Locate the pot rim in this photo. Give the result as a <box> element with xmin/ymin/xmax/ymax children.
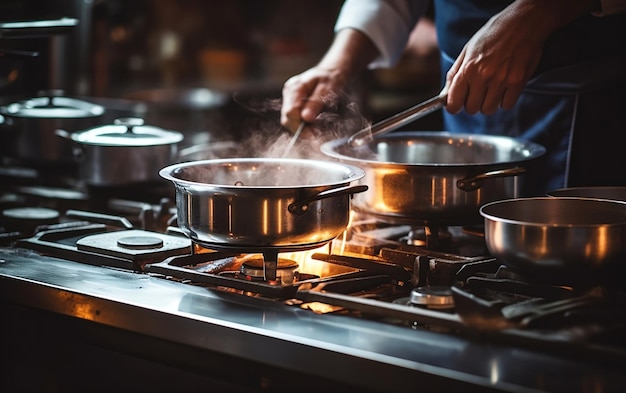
<box><xmin>1</xmin><ymin>96</ymin><xmax>105</xmax><ymax>119</ymax></box>
<box><xmin>321</xmin><ymin>131</ymin><xmax>546</xmax><ymax>167</ymax></box>
<box><xmin>160</xmin><ymin>157</ymin><xmax>365</xmax><ymax>189</ymax></box>
<box><xmin>480</xmin><ymin>196</ymin><xmax>626</xmax><ymax>227</ymax></box>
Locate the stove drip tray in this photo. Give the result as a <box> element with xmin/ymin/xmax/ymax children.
<box><xmin>16</xmin><ymin>225</ymin><xmax>192</xmax><ymax>270</ymax></box>
<box><xmin>76</xmin><ymin>229</ymin><xmax>191</xmax><ymax>262</ymax></box>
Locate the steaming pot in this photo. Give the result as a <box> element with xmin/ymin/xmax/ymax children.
<box><xmin>159</xmin><ymin>158</ymin><xmax>367</xmax><ymax>252</ymax></box>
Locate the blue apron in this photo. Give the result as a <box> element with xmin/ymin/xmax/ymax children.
<box><xmin>433</xmin><ymin>0</ymin><xmax>626</xmax><ymax>195</ymax></box>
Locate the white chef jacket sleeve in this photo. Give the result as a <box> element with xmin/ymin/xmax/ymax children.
<box><xmin>593</xmin><ymin>0</ymin><xmax>626</xmax><ymax>15</ymax></box>
<box><xmin>334</xmin><ymin>0</ymin><xmax>428</xmax><ymax>68</ymax></box>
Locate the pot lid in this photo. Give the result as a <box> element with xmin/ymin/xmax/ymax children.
<box><xmin>1</xmin><ymin>91</ymin><xmax>105</xmax><ymax>119</ymax></box>
<box><xmin>70</xmin><ymin>118</ymin><xmax>184</xmax><ymax>146</ymax></box>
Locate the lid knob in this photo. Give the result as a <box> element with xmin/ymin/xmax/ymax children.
<box><xmin>114</xmin><ymin>117</ymin><xmax>145</xmax><ymax>133</ymax></box>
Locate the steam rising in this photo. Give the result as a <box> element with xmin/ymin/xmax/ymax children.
<box><xmin>170</xmin><ymin>91</ymin><xmax>372</xmax><ymax>187</ymax></box>
<box><xmin>227</xmin><ymin>91</ymin><xmax>370</xmax><ymax>160</ymax></box>
<box><xmin>172</xmin><ymin>159</ymin><xmax>361</xmax><ymax>187</ymax></box>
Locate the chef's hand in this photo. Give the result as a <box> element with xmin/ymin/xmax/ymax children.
<box><xmin>281</xmin><ymin>29</ymin><xmax>379</xmax><ymax>133</ymax></box>
<box><xmin>444</xmin><ymin>0</ymin><xmax>598</xmax><ymax>115</ymax></box>
<box><xmin>281</xmin><ymin>66</ymin><xmax>348</xmax><ymax>133</ymax></box>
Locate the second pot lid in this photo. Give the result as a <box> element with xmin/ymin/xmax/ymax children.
<box><xmin>70</xmin><ymin>118</ymin><xmax>184</xmax><ymax>146</ymax></box>
<box><xmin>2</xmin><ymin>92</ymin><xmax>105</xmax><ymax>119</ymax></box>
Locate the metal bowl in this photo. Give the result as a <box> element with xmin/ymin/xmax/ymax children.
<box><xmin>480</xmin><ymin>197</ymin><xmax>626</xmax><ymax>285</ymax></box>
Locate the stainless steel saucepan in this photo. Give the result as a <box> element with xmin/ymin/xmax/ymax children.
<box><xmin>321</xmin><ymin>131</ymin><xmax>546</xmax><ymax>226</ymax></box>
<box><xmin>159</xmin><ymin>158</ymin><xmax>367</xmax><ymax>253</ymax></box>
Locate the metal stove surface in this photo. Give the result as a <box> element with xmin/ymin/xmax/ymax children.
<box><xmin>1</xmin><ymin>218</ymin><xmax>626</xmax><ymax>392</ymax></box>
<box><xmin>1</xmin><ymin>178</ymin><xmax>625</xmax><ymax>392</ymax></box>
<box><xmin>1</xmin><ymin>246</ymin><xmax>625</xmax><ymax>393</ymax></box>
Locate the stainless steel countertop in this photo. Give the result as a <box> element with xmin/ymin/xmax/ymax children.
<box><xmin>0</xmin><ymin>247</ymin><xmax>623</xmax><ymax>393</ymax></box>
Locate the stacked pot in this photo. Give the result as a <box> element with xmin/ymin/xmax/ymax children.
<box><xmin>0</xmin><ymin>91</ymin><xmax>106</xmax><ymax>164</ymax></box>
<box><xmin>57</xmin><ymin>117</ymin><xmax>184</xmax><ymax>186</ymax></box>
<box><xmin>1</xmin><ymin>91</ymin><xmax>184</xmax><ymax>186</ymax></box>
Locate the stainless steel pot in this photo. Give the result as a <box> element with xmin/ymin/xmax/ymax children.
<box><xmin>58</xmin><ymin>117</ymin><xmax>183</xmax><ymax>186</ymax></box>
<box><xmin>480</xmin><ymin>197</ymin><xmax>626</xmax><ymax>285</ymax></box>
<box><xmin>0</xmin><ymin>90</ymin><xmax>105</xmax><ymax>163</ymax></box>
<box><xmin>321</xmin><ymin>131</ymin><xmax>546</xmax><ymax>225</ymax></box>
<box><xmin>159</xmin><ymin>158</ymin><xmax>367</xmax><ymax>253</ymax></box>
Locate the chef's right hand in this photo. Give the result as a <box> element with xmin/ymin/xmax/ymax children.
<box><xmin>280</xmin><ymin>66</ymin><xmax>348</xmax><ymax>133</ymax></box>
<box><xmin>280</xmin><ymin>28</ymin><xmax>379</xmax><ymax>133</ymax></box>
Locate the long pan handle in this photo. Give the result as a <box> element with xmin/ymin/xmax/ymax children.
<box><xmin>348</xmin><ymin>93</ymin><xmax>447</xmax><ymax>147</ymax></box>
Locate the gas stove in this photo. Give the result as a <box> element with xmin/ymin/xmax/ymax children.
<box><xmin>1</xmin><ymin>168</ymin><xmax>625</xmax><ymax>393</ymax></box>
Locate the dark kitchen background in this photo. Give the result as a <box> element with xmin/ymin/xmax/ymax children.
<box><xmin>3</xmin><ymin>2</ymin><xmax>626</xmax><ymax>392</ymax></box>
<box><xmin>0</xmin><ymin>0</ymin><xmax>441</xmax><ymax>145</ymax></box>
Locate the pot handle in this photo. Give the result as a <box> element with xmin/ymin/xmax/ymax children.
<box><xmin>457</xmin><ymin>167</ymin><xmax>526</xmax><ymax>192</ymax></box>
<box><xmin>288</xmin><ymin>184</ymin><xmax>368</xmax><ymax>215</ymax></box>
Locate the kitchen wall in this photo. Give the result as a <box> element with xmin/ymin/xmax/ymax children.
<box><xmin>90</xmin><ymin>0</ymin><xmax>344</xmax><ymax>97</ymax></box>
<box><xmin>89</xmin><ymin>0</ymin><xmax>441</xmax><ymax>125</ymax></box>
<box><xmin>1</xmin><ymin>0</ymin><xmax>442</xmax><ymax>133</ymax></box>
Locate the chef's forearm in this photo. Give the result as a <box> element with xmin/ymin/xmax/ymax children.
<box><xmin>317</xmin><ymin>28</ymin><xmax>380</xmax><ymax>83</ymax></box>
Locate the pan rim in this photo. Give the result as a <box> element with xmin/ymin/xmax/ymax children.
<box><xmin>159</xmin><ymin>157</ymin><xmax>365</xmax><ymax>189</ymax></box>
<box><xmin>480</xmin><ymin>196</ymin><xmax>626</xmax><ymax>227</ymax></box>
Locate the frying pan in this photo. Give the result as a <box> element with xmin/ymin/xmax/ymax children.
<box><xmin>480</xmin><ymin>197</ymin><xmax>626</xmax><ymax>286</ymax></box>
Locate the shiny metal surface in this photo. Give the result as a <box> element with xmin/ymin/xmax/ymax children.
<box><xmin>348</xmin><ymin>94</ymin><xmax>447</xmax><ymax>147</ymax></box>
<box><xmin>0</xmin><ymin>93</ymin><xmax>105</xmax><ymax>163</ymax></box>
<box><xmin>410</xmin><ymin>286</ymin><xmax>454</xmax><ymax>309</ymax></box>
<box><xmin>59</xmin><ymin>117</ymin><xmax>183</xmax><ymax>186</ymax></box>
<box><xmin>0</xmin><ymin>247</ymin><xmax>623</xmax><ymax>393</ymax></box>
<box><xmin>160</xmin><ymin>158</ymin><xmax>366</xmax><ymax>252</ymax></box>
<box><xmin>480</xmin><ymin>197</ymin><xmax>626</xmax><ymax>279</ymax></box>
<box><xmin>321</xmin><ymin>132</ymin><xmax>545</xmax><ymax>225</ymax></box>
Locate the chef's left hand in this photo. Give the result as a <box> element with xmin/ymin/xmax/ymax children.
<box><xmin>444</xmin><ymin>0</ymin><xmax>599</xmax><ymax>115</ymax></box>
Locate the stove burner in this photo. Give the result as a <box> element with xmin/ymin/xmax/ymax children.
<box><xmin>400</xmin><ymin>227</ymin><xmax>452</xmax><ymax>248</ymax></box>
<box><xmin>239</xmin><ymin>254</ymin><xmax>299</xmax><ymax>284</ymax></box>
<box><xmin>117</xmin><ymin>236</ymin><xmax>164</xmax><ymax>250</ymax></box>
<box><xmin>460</xmin><ymin>225</ymin><xmax>484</xmax><ymax>238</ymax></box>
<box><xmin>1</xmin><ymin>207</ymin><xmax>60</xmax><ymax>233</ymax></box>
<box><xmin>409</xmin><ymin>286</ymin><xmax>455</xmax><ymax>310</ymax></box>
